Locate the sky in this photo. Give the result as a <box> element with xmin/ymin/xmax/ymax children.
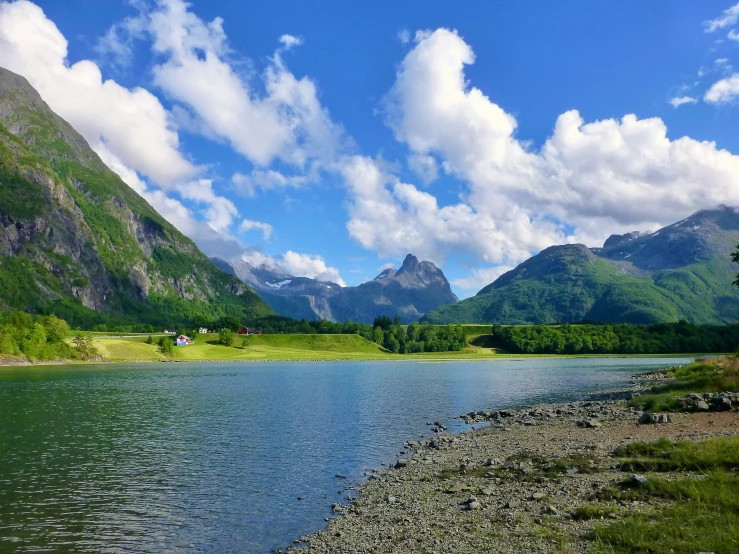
<box><xmin>2</xmin><ymin>1</ymin><xmax>739</xmax><ymax>297</ymax></box>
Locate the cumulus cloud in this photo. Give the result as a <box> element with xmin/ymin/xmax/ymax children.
<box><xmin>451</xmin><ymin>266</ymin><xmax>513</xmax><ymax>296</ymax></box>
<box><xmin>239</xmin><ymin>219</ymin><xmax>274</xmax><ymax>240</ymax></box>
<box><xmin>383</xmin><ymin>29</ymin><xmax>739</xmax><ymax>239</ymax></box>
<box><xmin>241</xmin><ymin>251</ymin><xmax>345</xmax><ymax>285</ymax></box>
<box><xmin>668</xmin><ymin>96</ymin><xmax>698</xmax><ymax>108</ymax></box>
<box><xmin>338</xmin><ymin>27</ymin><xmax>739</xmax><ymax>287</ymax></box>
<box><xmin>704</xmin><ymin>2</ymin><xmax>739</xmax><ymax>33</ymax></box>
<box><xmin>705</xmin><ymin>73</ymin><xmax>739</xmax><ymax>103</ymax></box>
<box><xmin>0</xmin><ymin>0</ymin><xmax>199</xmax><ymax>187</ymax></box>
<box><xmin>407</xmin><ymin>153</ymin><xmax>438</xmax><ymax>184</ymax></box>
<box><xmin>132</xmin><ymin>0</ymin><xmax>346</xmax><ymax>169</ymax></box>
<box><xmin>179</xmin><ymin>180</ymin><xmax>239</xmax><ymax>233</ymax></box>
<box><xmin>231</xmin><ymin>169</ymin><xmax>312</xmax><ymax>197</ymax></box>
<box><xmin>337</xmin><ymin>155</ymin><xmax>562</xmax><ymax>268</ymax></box>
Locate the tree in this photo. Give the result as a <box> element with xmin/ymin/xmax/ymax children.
<box><xmin>373</xmin><ymin>316</ymin><xmax>392</xmax><ymax>330</ymax></box>
<box><xmin>218</xmin><ymin>328</ymin><xmax>235</xmax><ymax>347</ymax></box>
<box><xmin>145</xmin><ymin>335</ymin><xmax>154</xmax><ymax>345</ymax></box>
<box><xmin>44</xmin><ymin>315</ymin><xmax>70</xmax><ymax>343</ymax></box>
<box><xmin>157</xmin><ymin>336</ymin><xmax>174</xmax><ymax>355</ymax></box>
<box><xmin>732</xmin><ymin>244</ymin><xmax>739</xmax><ymax>287</ymax></box>
<box><xmin>73</xmin><ymin>333</ymin><xmax>98</xmax><ymax>360</ymax></box>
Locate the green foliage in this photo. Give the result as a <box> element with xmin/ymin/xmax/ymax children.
<box><xmin>614</xmin><ymin>436</ymin><xmax>739</xmax><ymax>472</ymax></box>
<box><xmin>0</xmin><ymin>311</ymin><xmax>74</xmax><ymax>360</ymax></box>
<box><xmin>591</xmin><ymin>436</ymin><xmax>739</xmax><ymax>553</ymax></box>
<box><xmin>72</xmin><ymin>333</ymin><xmax>98</xmax><ymax>360</ymax></box>
<box><xmin>424</xmin><ymin>245</ymin><xmax>739</xmax><ymax>326</ymax></box>
<box><xmin>487</xmin><ymin>321</ymin><xmax>739</xmax><ymax>354</ymax></box>
<box><xmin>0</xmin><ymin>166</ymin><xmax>48</xmax><ymax>220</ymax></box>
<box><xmin>217</xmin><ymin>328</ymin><xmax>235</xmax><ymax>347</ymax></box>
<box><xmin>630</xmin><ymin>357</ymin><xmax>739</xmax><ymax>412</ymax></box>
<box><xmin>0</xmin><ymin>113</ymin><xmax>274</xmax><ymax>332</ymax></box>
<box><xmin>145</xmin><ymin>335</ymin><xmax>153</xmax><ymax>345</ymax></box>
<box><xmin>157</xmin><ymin>336</ymin><xmax>174</xmax><ymax>355</ymax></box>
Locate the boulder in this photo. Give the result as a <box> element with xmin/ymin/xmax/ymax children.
<box><xmin>631</xmin><ymin>474</ymin><xmax>648</xmax><ymax>486</ymax></box>
<box><xmin>694</xmin><ymin>400</ymin><xmax>710</xmax><ymax>412</ymax></box>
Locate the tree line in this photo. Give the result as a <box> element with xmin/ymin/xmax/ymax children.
<box><xmin>0</xmin><ymin>312</ymin><xmax>99</xmax><ymax>361</ymax></box>
<box><xmin>489</xmin><ymin>321</ymin><xmax>739</xmax><ymax>354</ymax></box>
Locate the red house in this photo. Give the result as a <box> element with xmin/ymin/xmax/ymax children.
<box><xmin>238</xmin><ymin>326</ymin><xmax>249</xmax><ymax>335</ymax></box>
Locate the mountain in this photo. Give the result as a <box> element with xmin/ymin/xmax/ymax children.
<box><xmin>221</xmin><ymin>254</ymin><xmax>459</xmax><ymax>324</ymax></box>
<box><xmin>422</xmin><ymin>207</ymin><xmax>739</xmax><ymax>325</ymax></box>
<box><xmin>0</xmin><ymin>67</ymin><xmax>273</xmax><ymax>327</ymax></box>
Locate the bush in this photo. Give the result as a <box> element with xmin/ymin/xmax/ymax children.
<box><xmin>218</xmin><ymin>328</ymin><xmax>235</xmax><ymax>347</ymax></box>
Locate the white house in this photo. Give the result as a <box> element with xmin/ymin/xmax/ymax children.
<box><xmin>176</xmin><ymin>335</ymin><xmax>194</xmax><ymax>347</ymax></box>
<box><xmin>198</xmin><ymin>328</ymin><xmax>210</xmax><ymax>334</ymax></box>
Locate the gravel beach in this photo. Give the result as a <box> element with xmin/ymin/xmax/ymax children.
<box><xmin>287</xmin><ymin>375</ymin><xmax>739</xmax><ymax>554</ymax></box>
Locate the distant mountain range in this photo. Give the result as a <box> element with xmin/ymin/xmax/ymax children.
<box><xmin>422</xmin><ymin>206</ymin><xmax>739</xmax><ymax>325</ymax></box>
<box><xmin>0</xmin><ymin>66</ymin><xmax>272</xmax><ymax>326</ymax></box>
<box><xmin>215</xmin><ymin>254</ymin><xmax>459</xmax><ymax>324</ymax></box>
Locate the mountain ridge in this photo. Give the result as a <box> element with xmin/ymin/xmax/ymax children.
<box><xmin>0</xmin><ymin>66</ymin><xmax>273</xmax><ymax>327</ymax></box>
<box><xmin>422</xmin><ymin>206</ymin><xmax>739</xmax><ymax>325</ymax></box>
<box><xmin>222</xmin><ymin>253</ymin><xmax>459</xmax><ymax>324</ymax></box>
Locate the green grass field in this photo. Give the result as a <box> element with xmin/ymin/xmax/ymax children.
<box><xmin>91</xmin><ymin>333</ymin><xmax>508</xmax><ymax>362</ymax></box>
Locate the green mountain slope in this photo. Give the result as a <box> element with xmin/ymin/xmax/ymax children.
<box><xmin>0</xmin><ymin>67</ymin><xmax>272</xmax><ymax>327</ymax></box>
<box><xmin>422</xmin><ymin>208</ymin><xmax>739</xmax><ymax>325</ymax></box>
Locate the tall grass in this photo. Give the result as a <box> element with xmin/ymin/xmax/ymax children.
<box><xmin>630</xmin><ymin>357</ymin><xmax>739</xmax><ymax>411</ymax></box>
<box><xmin>591</xmin><ymin>436</ymin><xmax>739</xmax><ymax>553</ymax></box>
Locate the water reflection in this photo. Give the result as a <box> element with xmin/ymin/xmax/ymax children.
<box><xmin>0</xmin><ymin>357</ymin><xmax>690</xmax><ymax>553</ymax></box>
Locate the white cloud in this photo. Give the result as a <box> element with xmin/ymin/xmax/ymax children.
<box><xmin>397</xmin><ymin>29</ymin><xmax>411</xmax><ymax>44</ymax></box>
<box><xmin>231</xmin><ymin>169</ymin><xmax>311</xmax><ymax>197</ymax></box>
<box><xmin>132</xmin><ymin>0</ymin><xmax>345</xmax><ymax>169</ymax></box>
<box><xmin>451</xmin><ymin>266</ymin><xmax>513</xmax><ymax>296</ymax></box>
<box><xmin>241</xmin><ymin>251</ymin><xmax>345</xmax><ymax>285</ymax></box>
<box><xmin>179</xmin><ymin>179</ymin><xmax>239</xmax><ymax>233</ymax></box>
<box><xmin>239</xmin><ymin>219</ymin><xmax>273</xmax><ymax>240</ymax></box>
<box><xmin>705</xmin><ymin>73</ymin><xmax>739</xmax><ymax>103</ymax></box>
<box><xmin>337</xmin><ymin>155</ymin><xmax>561</xmax><ymax>267</ymax></box>
<box><xmin>668</xmin><ymin>96</ymin><xmax>698</xmax><ymax>108</ymax></box>
<box><xmin>407</xmin><ymin>153</ymin><xmax>438</xmax><ymax>184</ymax></box>
<box><xmin>704</xmin><ymin>2</ymin><xmax>739</xmax><ymax>33</ymax></box>
<box><xmin>369</xmin><ymin>27</ymin><xmax>739</xmax><ymax>276</ymax></box>
<box><xmin>0</xmin><ymin>0</ymin><xmax>199</xmax><ymax>187</ymax></box>
<box><xmin>729</xmin><ymin>30</ymin><xmax>739</xmax><ymax>41</ymax></box>
<box><xmin>279</xmin><ymin>34</ymin><xmax>302</xmax><ymax>49</ymax></box>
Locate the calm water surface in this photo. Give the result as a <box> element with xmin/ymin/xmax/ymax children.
<box><xmin>0</xmin><ymin>357</ymin><xmax>690</xmax><ymax>553</ymax></box>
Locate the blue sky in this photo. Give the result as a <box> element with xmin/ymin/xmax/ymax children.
<box><xmin>2</xmin><ymin>0</ymin><xmax>739</xmax><ymax>297</ymax></box>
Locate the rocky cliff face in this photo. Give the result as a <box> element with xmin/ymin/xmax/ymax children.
<box><xmin>423</xmin><ymin>207</ymin><xmax>739</xmax><ymax>325</ymax></box>
<box><xmin>0</xmin><ymin>66</ymin><xmax>272</xmax><ymax>326</ymax></box>
<box><xmin>223</xmin><ymin>254</ymin><xmax>458</xmax><ymax>323</ymax></box>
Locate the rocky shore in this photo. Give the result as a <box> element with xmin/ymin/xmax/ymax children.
<box><xmin>287</xmin><ymin>369</ymin><xmax>739</xmax><ymax>553</ymax></box>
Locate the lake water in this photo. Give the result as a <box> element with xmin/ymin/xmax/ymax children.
<box><xmin>0</xmin><ymin>357</ymin><xmax>690</xmax><ymax>553</ymax></box>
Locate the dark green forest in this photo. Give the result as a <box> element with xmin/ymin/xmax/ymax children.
<box><xmin>487</xmin><ymin>321</ymin><xmax>739</xmax><ymax>354</ymax></box>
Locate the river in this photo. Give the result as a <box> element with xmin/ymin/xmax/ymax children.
<box><xmin>0</xmin><ymin>357</ymin><xmax>690</xmax><ymax>553</ymax></box>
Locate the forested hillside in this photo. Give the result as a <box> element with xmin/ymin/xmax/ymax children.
<box><xmin>423</xmin><ymin>208</ymin><xmax>739</xmax><ymax>325</ymax></box>
<box><xmin>0</xmin><ymin>66</ymin><xmax>272</xmax><ymax>328</ymax></box>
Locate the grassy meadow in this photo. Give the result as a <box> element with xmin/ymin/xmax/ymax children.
<box><xmin>90</xmin><ymin>333</ymin><xmax>507</xmax><ymax>363</ymax></box>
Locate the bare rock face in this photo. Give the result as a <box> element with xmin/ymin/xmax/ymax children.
<box><xmin>0</xmin><ymin>66</ymin><xmax>271</xmax><ymax>324</ymax></box>
<box><xmin>221</xmin><ymin>253</ymin><xmax>459</xmax><ymax>324</ymax></box>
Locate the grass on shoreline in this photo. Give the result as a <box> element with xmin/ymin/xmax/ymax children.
<box><xmin>630</xmin><ymin>357</ymin><xmax>739</xmax><ymax>412</ymax></box>
<box><xmin>589</xmin><ymin>436</ymin><xmax>739</xmax><ymax>553</ymax></box>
